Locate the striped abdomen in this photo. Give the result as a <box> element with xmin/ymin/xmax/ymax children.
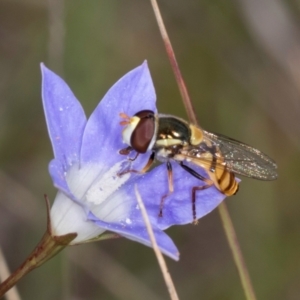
<box><xmin>210</xmin><ymin>160</ymin><xmax>239</xmax><ymax>196</ymax></box>
<box><xmin>188</xmin><ymin>150</ymin><xmax>239</xmax><ymax>196</ymax></box>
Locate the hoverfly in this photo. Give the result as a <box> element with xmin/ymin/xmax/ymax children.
<box><xmin>119</xmin><ymin>110</ymin><xmax>278</xmax><ymax>223</ymax></box>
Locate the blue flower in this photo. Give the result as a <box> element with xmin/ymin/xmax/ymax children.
<box><xmin>41</xmin><ymin>62</ymin><xmax>226</xmax><ymax>260</ymax></box>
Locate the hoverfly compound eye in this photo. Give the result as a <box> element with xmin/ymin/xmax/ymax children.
<box><xmin>124</xmin><ymin>110</ymin><xmax>156</xmax><ymax>153</ymax></box>
<box><xmin>121</xmin><ymin>110</ymin><xmax>156</xmax><ymax>153</ymax></box>
<box><xmin>134</xmin><ymin>110</ymin><xmax>155</xmax><ymax>119</ymax></box>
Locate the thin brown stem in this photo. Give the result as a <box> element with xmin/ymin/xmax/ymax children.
<box><xmin>135</xmin><ymin>186</ymin><xmax>180</xmax><ymax>300</ymax></box>
<box><xmin>0</xmin><ymin>197</ymin><xmax>77</xmax><ymax>298</ymax></box>
<box><xmin>150</xmin><ymin>0</ymin><xmax>197</xmax><ymax>124</ymax></box>
<box><xmin>149</xmin><ymin>1</ymin><xmax>257</xmax><ymax>299</ymax></box>
<box><xmin>0</xmin><ymin>231</ymin><xmax>75</xmax><ymax>298</ymax></box>
<box><xmin>218</xmin><ymin>203</ymin><xmax>257</xmax><ymax>300</ymax></box>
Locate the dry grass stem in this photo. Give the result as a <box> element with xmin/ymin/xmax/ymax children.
<box><xmin>149</xmin><ymin>1</ymin><xmax>257</xmax><ymax>299</ymax></box>
<box><xmin>134</xmin><ymin>185</ymin><xmax>180</xmax><ymax>300</ymax></box>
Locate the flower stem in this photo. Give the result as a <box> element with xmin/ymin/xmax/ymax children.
<box><xmin>218</xmin><ymin>202</ymin><xmax>257</xmax><ymax>300</ymax></box>
<box><xmin>135</xmin><ymin>186</ymin><xmax>179</xmax><ymax>300</ymax></box>
<box><xmin>149</xmin><ymin>0</ymin><xmax>197</xmax><ymax>125</ymax></box>
<box><xmin>149</xmin><ymin>1</ymin><xmax>257</xmax><ymax>299</ymax></box>
<box><xmin>0</xmin><ymin>231</ymin><xmax>76</xmax><ymax>298</ymax></box>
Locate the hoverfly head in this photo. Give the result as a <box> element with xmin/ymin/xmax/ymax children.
<box><xmin>120</xmin><ymin>110</ymin><xmax>156</xmax><ymax>153</ymax></box>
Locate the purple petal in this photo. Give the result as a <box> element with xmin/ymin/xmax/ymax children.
<box><xmin>41</xmin><ymin>64</ymin><xmax>86</xmax><ymax>168</ymax></box>
<box><xmin>80</xmin><ymin>61</ymin><xmax>156</xmax><ymax>169</ymax></box>
<box><xmin>126</xmin><ymin>162</ymin><xmax>227</xmax><ymax>229</ymax></box>
<box><xmin>48</xmin><ymin>159</ymin><xmax>70</xmax><ymax>195</ymax></box>
<box><xmin>48</xmin><ymin>159</ymin><xmax>89</xmax><ymax>209</ymax></box>
<box><xmin>88</xmin><ymin>212</ymin><xmax>179</xmax><ymax>260</ymax></box>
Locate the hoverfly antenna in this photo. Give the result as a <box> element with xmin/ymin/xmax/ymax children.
<box><xmin>119</xmin><ymin>112</ymin><xmax>129</xmax><ymax>119</ymax></box>
<box><xmin>119</xmin><ymin>112</ymin><xmax>130</xmax><ymax>126</ymax></box>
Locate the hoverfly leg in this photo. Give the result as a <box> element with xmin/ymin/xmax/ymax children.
<box><xmin>120</xmin><ymin>146</ymin><xmax>140</xmax><ymax>162</ymax></box>
<box><xmin>192</xmin><ymin>185</ymin><xmax>213</xmax><ymax>224</ymax></box>
<box><xmin>119</xmin><ymin>146</ymin><xmax>133</xmax><ymax>155</ymax></box>
<box><xmin>179</xmin><ymin>162</ymin><xmax>208</xmax><ymax>181</ymax></box>
<box><xmin>118</xmin><ymin>152</ymin><xmax>155</xmax><ymax>177</ymax></box>
<box><xmin>140</xmin><ymin>152</ymin><xmax>155</xmax><ymax>173</ymax></box>
<box><xmin>128</xmin><ymin>152</ymin><xmax>139</xmax><ymax>162</ymax></box>
<box><xmin>159</xmin><ymin>161</ymin><xmax>174</xmax><ymax>218</ymax></box>
<box><xmin>179</xmin><ymin>162</ymin><xmax>213</xmax><ymax>224</ymax></box>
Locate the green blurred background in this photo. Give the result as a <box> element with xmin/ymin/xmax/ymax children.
<box><xmin>0</xmin><ymin>0</ymin><xmax>299</xmax><ymax>299</ymax></box>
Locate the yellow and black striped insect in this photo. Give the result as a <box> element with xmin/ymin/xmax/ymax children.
<box><xmin>119</xmin><ymin>110</ymin><xmax>278</xmax><ymax>223</ymax></box>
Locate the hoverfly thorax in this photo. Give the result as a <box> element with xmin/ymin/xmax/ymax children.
<box><xmin>189</xmin><ymin>124</ymin><xmax>204</xmax><ymax>146</ymax></box>
<box><xmin>156</xmin><ymin>116</ymin><xmax>204</xmax><ymax>148</ymax></box>
<box><xmin>121</xmin><ymin>110</ymin><xmax>157</xmax><ymax>153</ymax></box>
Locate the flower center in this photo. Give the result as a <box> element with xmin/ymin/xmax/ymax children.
<box><xmin>65</xmin><ymin>161</ymin><xmax>131</xmax><ymax>222</ymax></box>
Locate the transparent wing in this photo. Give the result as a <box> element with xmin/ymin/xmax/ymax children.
<box><xmin>203</xmin><ymin>131</ymin><xmax>278</xmax><ymax>180</ymax></box>
<box><xmin>179</xmin><ymin>131</ymin><xmax>278</xmax><ymax>181</ymax></box>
